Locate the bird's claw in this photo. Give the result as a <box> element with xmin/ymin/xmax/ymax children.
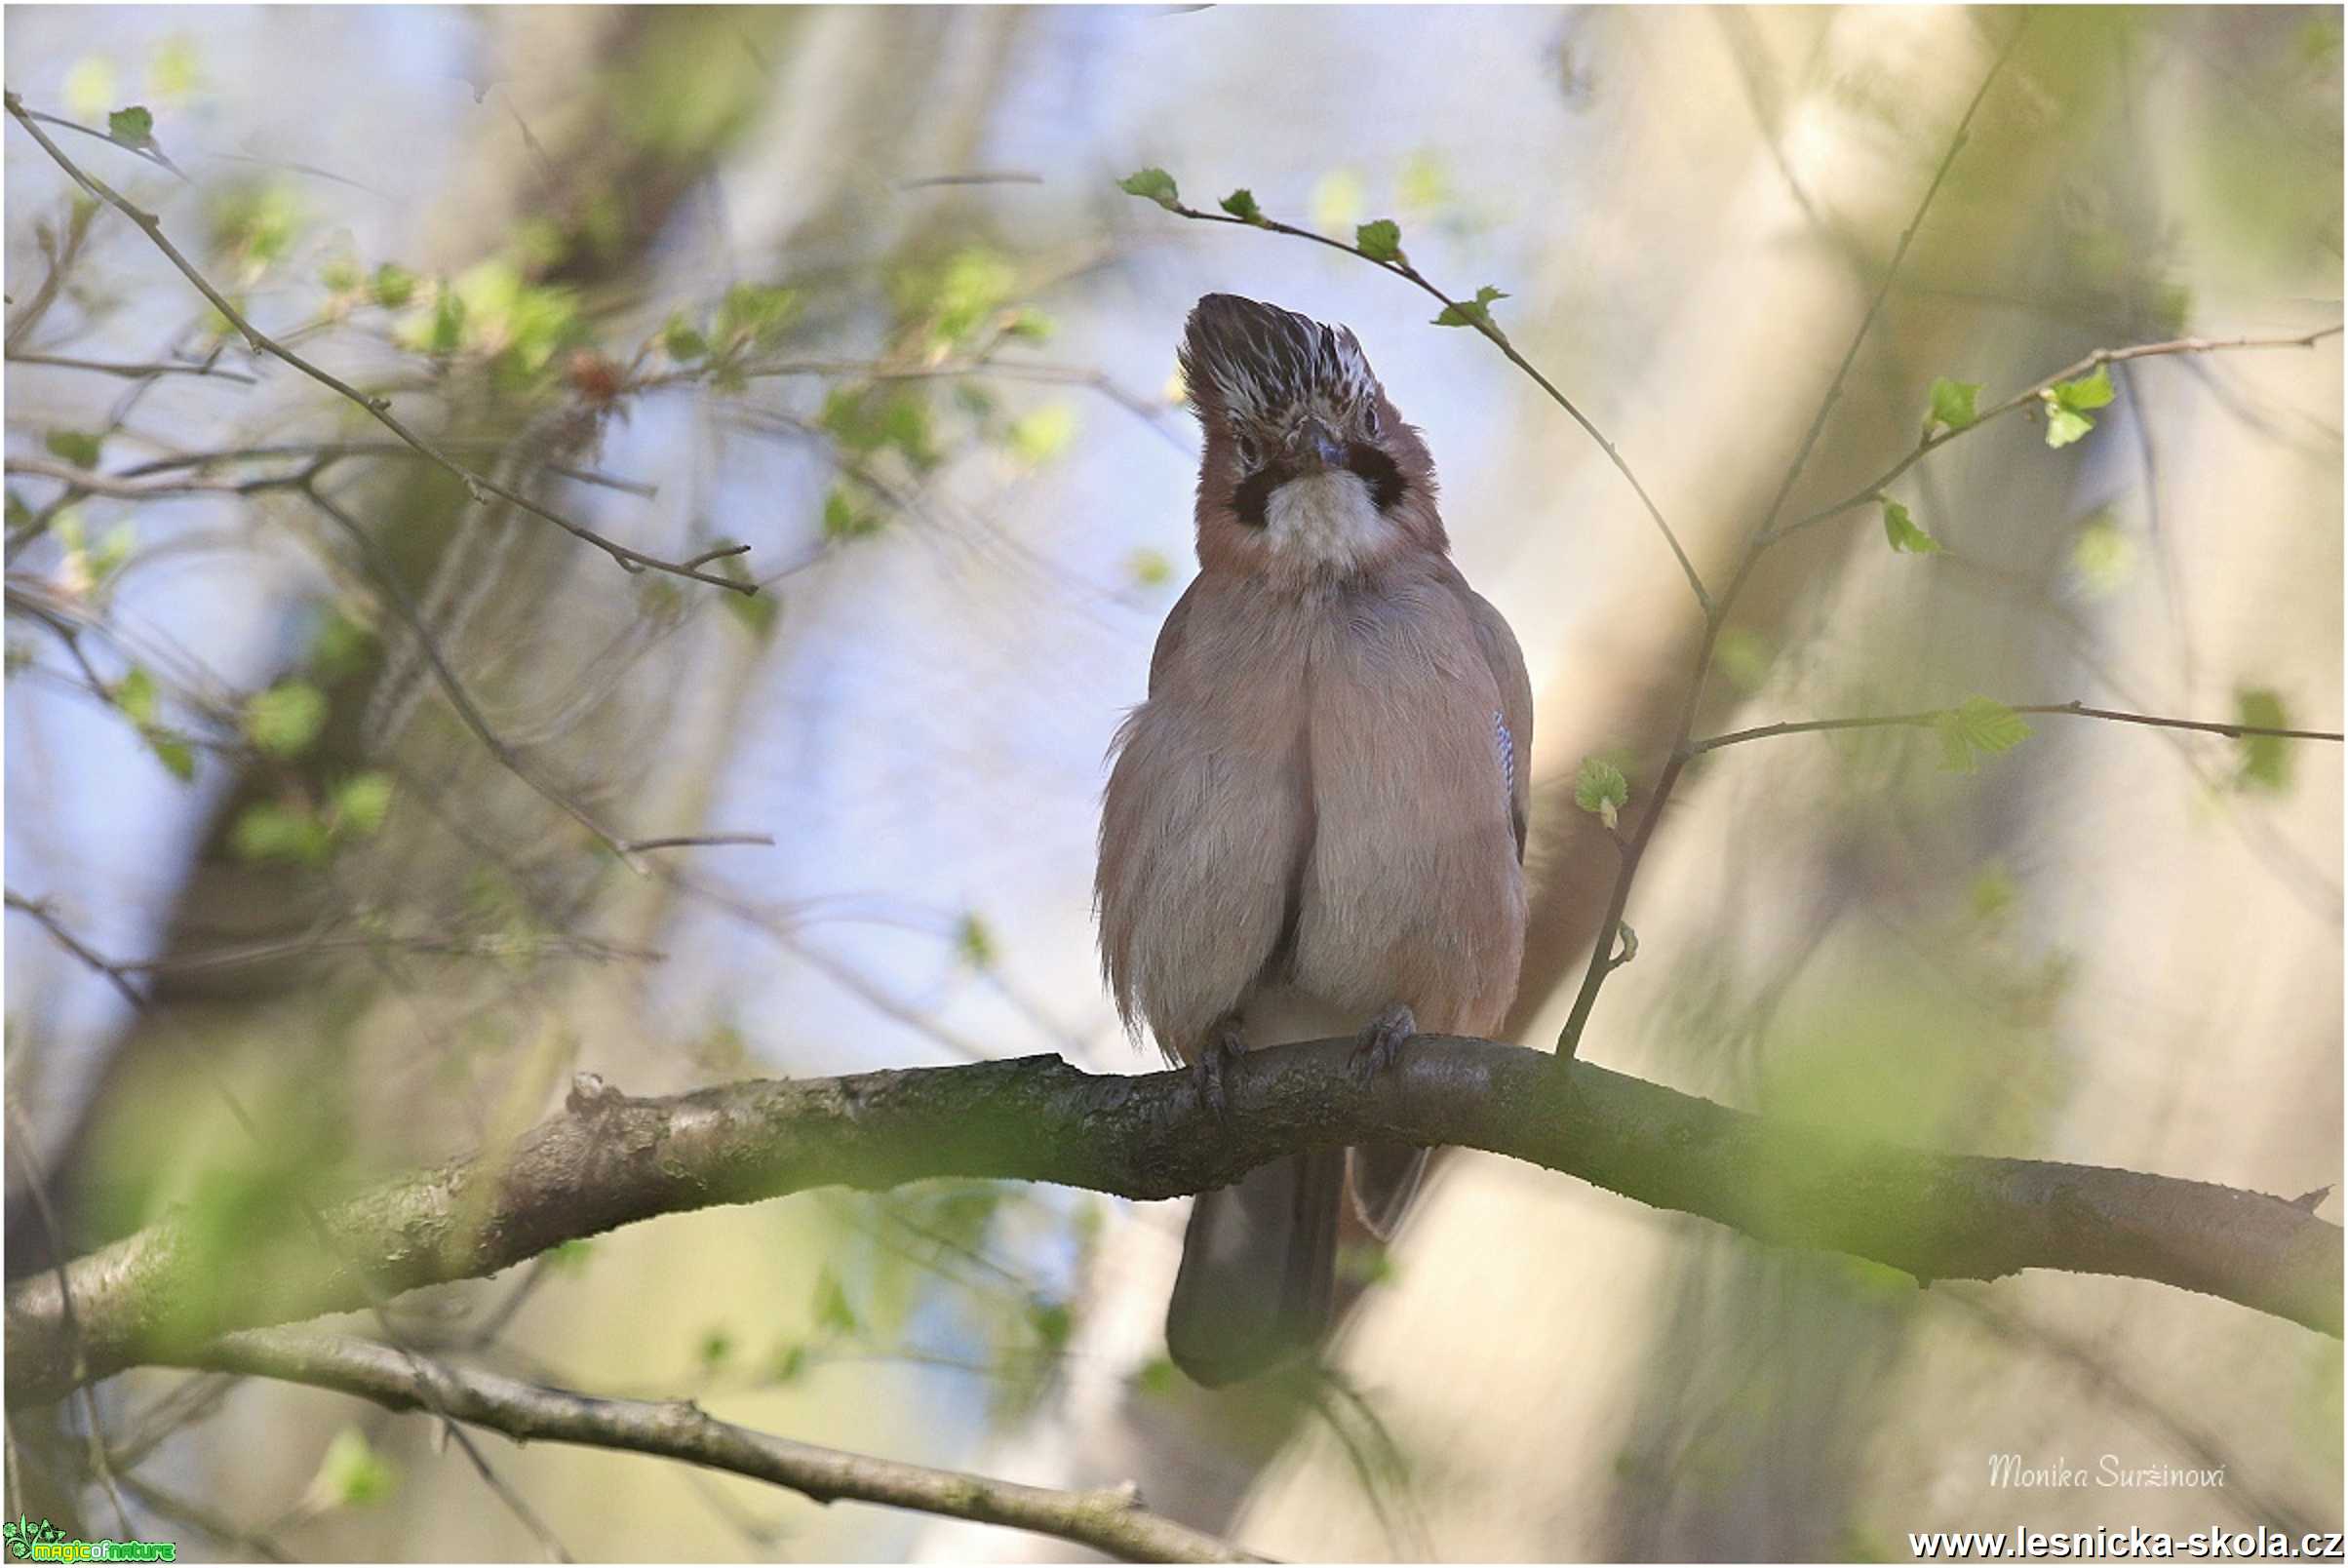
<box><xmin>1195</xmin><ymin>1017</ymin><xmax>1247</xmax><ymax>1123</ymax></box>
<box><xmin>1350</xmin><ymin>1002</ymin><xmax>1418</xmax><ymax>1088</ymax></box>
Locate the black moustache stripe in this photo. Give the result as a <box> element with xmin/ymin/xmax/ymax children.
<box><xmin>1229</xmin><ymin>445</ymin><xmax>1409</xmax><ymax>529</ymax></box>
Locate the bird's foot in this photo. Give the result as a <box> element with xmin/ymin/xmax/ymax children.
<box><xmin>1194</xmin><ymin>1015</ymin><xmax>1248</xmax><ymax>1122</ymax></box>
<box><xmin>1350</xmin><ymin>1002</ymin><xmax>1419</xmax><ymax>1088</ymax></box>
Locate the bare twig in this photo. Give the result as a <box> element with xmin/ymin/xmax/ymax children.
<box><xmin>2</xmin><ymin>91</ymin><xmax>750</xmax><ymax>594</ymax></box>
<box><xmin>179</xmin><ymin>1329</ymin><xmax>1261</xmax><ymax>1564</ymax></box>
<box><xmin>1689</xmin><ymin>699</ymin><xmax>2344</xmax><ymax>756</ymax></box>
<box><xmin>9</xmin><ymin>351</ymin><xmax>256</xmax><ymax>384</ymax></box>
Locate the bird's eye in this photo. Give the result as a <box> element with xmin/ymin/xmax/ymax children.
<box><xmin>1233</xmin><ymin>432</ymin><xmax>1261</xmax><ymax>468</ymax></box>
<box><xmin>1362</xmin><ymin>403</ymin><xmax>1383</xmax><ymax>439</ymax></box>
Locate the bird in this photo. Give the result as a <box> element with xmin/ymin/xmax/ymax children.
<box><xmin>1096</xmin><ymin>293</ymin><xmax>1532</xmax><ymax>1387</ymax></box>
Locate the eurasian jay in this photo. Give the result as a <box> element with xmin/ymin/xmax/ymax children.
<box><xmin>1096</xmin><ymin>294</ymin><xmax>1533</xmax><ymax>1386</ymax></box>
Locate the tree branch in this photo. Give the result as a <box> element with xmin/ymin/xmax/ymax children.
<box><xmin>9</xmin><ymin>1037</ymin><xmax>2337</xmax><ymax>1410</ymax></box>
<box><xmin>172</xmin><ymin>1329</ymin><xmax>1260</xmax><ymax>1564</ymax></box>
<box><xmin>1</xmin><ymin>90</ymin><xmax>753</xmax><ymax>595</ymax></box>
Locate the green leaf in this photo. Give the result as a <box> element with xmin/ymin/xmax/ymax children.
<box><xmin>231</xmin><ymin>802</ymin><xmax>331</xmax><ymax>865</ymax></box>
<box><xmin>2068</xmin><ymin>514</ymin><xmax>2133</xmax><ymax>597</ymax></box>
<box><xmin>44</xmin><ymin>430</ymin><xmax>103</xmax><ymax>469</ymax></box>
<box><xmin>1354</xmin><ymin>217</ymin><xmax>1403</xmax><ymax>262</ymax></box>
<box><xmin>698</xmin><ymin>1326</ymin><xmax>735</xmax><ymax>1367</ymax></box>
<box><xmin>1129</xmin><ymin>547</ymin><xmax>1175</xmax><ymax>588</ymax></box>
<box><xmin>1880</xmin><ymin>496</ymin><xmax>1941</xmax><ymax>555</ymax></box>
<box><xmin>1028</xmin><ymin>1299</ymin><xmax>1073</xmax><ymax>1352</ymax></box>
<box><xmin>1218</xmin><ymin>188</ymin><xmax>1265</xmax><ymax>224</ymax></box>
<box><xmin>716</xmin><ymin>282</ymin><xmax>797</xmax><ymax>350</ymax></box>
<box><xmin>720</xmin><ymin>568</ymin><xmax>778</xmax><ymax>643</ymax></box>
<box><xmin>1002</xmin><ymin>306</ymin><xmax>1053</xmax><ymax>343</ymax></box>
<box><xmin>1933</xmin><ymin>696</ymin><xmax>2033</xmax><ymax>773</ymax></box>
<box><xmin>812</xmin><ymin>1269</ymin><xmax>859</xmax><ymax>1336</ymax></box>
<box><xmin>2041</xmin><ymin>365</ymin><xmax>2116</xmax><ymax>449</ymax></box>
<box><xmin>145</xmin><ymin>731</ymin><xmax>196</xmax><ymax>783</ymax></box>
<box><xmin>2043</xmin><ymin>405</ymin><xmax>2094</xmax><ymax>448</ymax></box>
<box><xmin>662</xmin><ymin>314</ymin><xmax>709</xmax><ymax>362</ymax></box>
<box><xmin>1573</xmin><ymin>757</ymin><xmax>1628</xmax><ymax>831</ymax></box>
<box><xmin>1927</xmin><ymin>376</ymin><xmax>1981</xmax><ymax>432</ymax></box>
<box><xmin>245</xmin><ymin>682</ymin><xmax>328</xmax><ymax>757</ymax></box>
<box><xmin>1007</xmin><ymin>404</ymin><xmax>1076</xmax><ymax>465</ymax></box>
<box><xmin>1132</xmin><ymin>1355</ymin><xmax>1180</xmax><ymax>1397</ymax></box>
<box><xmin>112</xmin><ymin>666</ymin><xmax>159</xmax><ymax>725</ymax></box>
<box><xmin>1431</xmin><ymin>284</ymin><xmax>1509</xmax><ymax>331</ymax></box>
<box><xmin>2236</xmin><ymin>687</ymin><xmax>2293</xmax><ymax>792</ymax></box>
<box><xmin>310</xmin><ymin>608</ymin><xmax>375</xmax><ymax>683</ymax></box>
<box><xmin>310</xmin><ymin>1428</ymin><xmax>396</xmax><ymax>1509</ymax></box>
<box><xmin>1116</xmin><ymin>168</ymin><xmax>1180</xmax><ymax>209</ymax></box>
<box><xmin>428</xmin><ymin>289</ymin><xmax>466</xmax><ymax>355</ymax></box>
<box><xmin>371</xmin><ymin>262</ymin><xmax>416</xmax><ymax>309</ymax></box>
<box><xmin>821</xmin><ymin>487</ymin><xmax>882</xmax><ymax>542</ymax></box>
<box><xmin>107</xmin><ymin>104</ymin><xmax>154</xmax><ymax>147</ymax></box>
<box><xmin>333</xmin><ymin>771</ymin><xmax>394</xmax><ymax>837</ymax></box>
<box><xmin>956</xmin><ymin>912</ymin><xmax>997</xmax><ymax>969</ymax></box>
<box><xmin>2054</xmin><ymin>364</ymin><xmax>2116</xmax><ymax>412</ymax></box>
<box><xmin>545</xmin><ymin>1238</ymin><xmax>595</xmax><ymax>1274</ymax></box>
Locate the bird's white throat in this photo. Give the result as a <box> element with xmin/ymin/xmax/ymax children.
<box><xmin>1265</xmin><ymin>469</ymin><xmax>1393</xmax><ymax>569</ymax></box>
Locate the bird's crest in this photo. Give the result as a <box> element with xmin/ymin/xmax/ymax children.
<box><xmin>1179</xmin><ymin>294</ymin><xmax>1378</xmax><ymax>431</ymax></box>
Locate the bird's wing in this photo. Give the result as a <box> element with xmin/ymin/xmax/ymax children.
<box><xmin>1440</xmin><ymin>566</ymin><xmax>1535</xmax><ymax>863</ymax></box>
<box><xmin>1148</xmin><ymin>573</ymin><xmax>1203</xmax><ymax>697</ymax></box>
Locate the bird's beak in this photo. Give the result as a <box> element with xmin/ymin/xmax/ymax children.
<box><xmin>1284</xmin><ymin>415</ymin><xmax>1347</xmax><ymax>472</ymax></box>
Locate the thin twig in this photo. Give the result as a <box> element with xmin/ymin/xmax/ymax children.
<box><xmin>1552</xmin><ymin>21</ymin><xmax>2027</xmax><ymax>1058</ymax></box>
<box><xmin>2</xmin><ymin>91</ymin><xmax>750</xmax><ymax>594</ymax></box>
<box><xmin>1154</xmin><ymin>199</ymin><xmax>1709</xmax><ymax>614</ymax></box>
<box><xmin>1689</xmin><ymin>700</ymin><xmax>2344</xmax><ymax>756</ymax></box>
<box><xmin>1769</xmin><ymin>325</ymin><xmax>2346</xmax><ymax>544</ymax></box>
<box><xmin>5</xmin><ymin>891</ymin><xmax>576</xmax><ymax>1562</ymax></box>
<box><xmin>9</xmin><ymin>351</ymin><xmax>256</xmax><ymax>384</ymax></box>
<box><xmin>182</xmin><ymin>1330</ymin><xmax>1262</xmax><ymax>1564</ymax></box>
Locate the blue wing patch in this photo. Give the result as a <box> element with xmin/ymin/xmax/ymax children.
<box><xmin>1492</xmin><ymin>709</ymin><xmax>1514</xmax><ymax>804</ymax></box>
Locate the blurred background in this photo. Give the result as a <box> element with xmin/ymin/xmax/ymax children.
<box><xmin>3</xmin><ymin>5</ymin><xmax>2339</xmax><ymax>1560</ymax></box>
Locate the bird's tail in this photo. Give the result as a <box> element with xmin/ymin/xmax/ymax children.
<box><xmin>1164</xmin><ymin>1147</ymin><xmax>1346</xmax><ymax>1388</ymax></box>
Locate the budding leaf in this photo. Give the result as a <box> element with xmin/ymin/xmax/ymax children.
<box><xmin>1927</xmin><ymin>376</ymin><xmax>1981</xmax><ymax>432</ymax></box>
<box><xmin>372</xmin><ymin>262</ymin><xmax>416</xmax><ymax>309</ymax></box>
<box><xmin>106</xmin><ymin>104</ymin><xmax>153</xmax><ymax>147</ymax></box>
<box><xmin>333</xmin><ymin>771</ymin><xmax>394</xmax><ymax>837</ymax></box>
<box><xmin>310</xmin><ymin>1428</ymin><xmax>396</xmax><ymax>1509</ymax></box>
<box><xmin>662</xmin><ymin>314</ymin><xmax>709</xmax><ymax>362</ymax></box>
<box><xmin>2042</xmin><ymin>365</ymin><xmax>2116</xmax><ymax>449</ymax></box>
<box><xmin>44</xmin><ymin>430</ymin><xmax>103</xmax><ymax>469</ymax></box>
<box><xmin>1881</xmin><ymin>496</ymin><xmax>1941</xmax><ymax>555</ymax></box>
<box><xmin>2235</xmin><ymin>686</ymin><xmax>2292</xmax><ymax>793</ymax></box>
<box><xmin>1354</xmin><ymin>217</ymin><xmax>1403</xmax><ymax>262</ymax></box>
<box><xmin>245</xmin><ymin>681</ymin><xmax>328</xmax><ymax>758</ymax></box>
<box><xmin>1116</xmin><ymin>168</ymin><xmax>1181</xmax><ymax>210</ymax></box>
<box><xmin>1219</xmin><ymin>188</ymin><xmax>1265</xmax><ymax>224</ymax></box>
<box><xmin>1933</xmin><ymin>695</ymin><xmax>2033</xmax><ymax>773</ymax></box>
<box><xmin>1573</xmin><ymin>757</ymin><xmax>1628</xmax><ymax>831</ymax></box>
<box><xmin>1431</xmin><ymin>285</ymin><xmax>1508</xmax><ymax>330</ymax></box>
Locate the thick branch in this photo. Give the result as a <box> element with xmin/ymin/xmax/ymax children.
<box><xmin>173</xmin><ymin>1329</ymin><xmax>1258</xmax><ymax>1564</ymax></box>
<box><xmin>9</xmin><ymin>1039</ymin><xmax>2337</xmax><ymax>1407</ymax></box>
